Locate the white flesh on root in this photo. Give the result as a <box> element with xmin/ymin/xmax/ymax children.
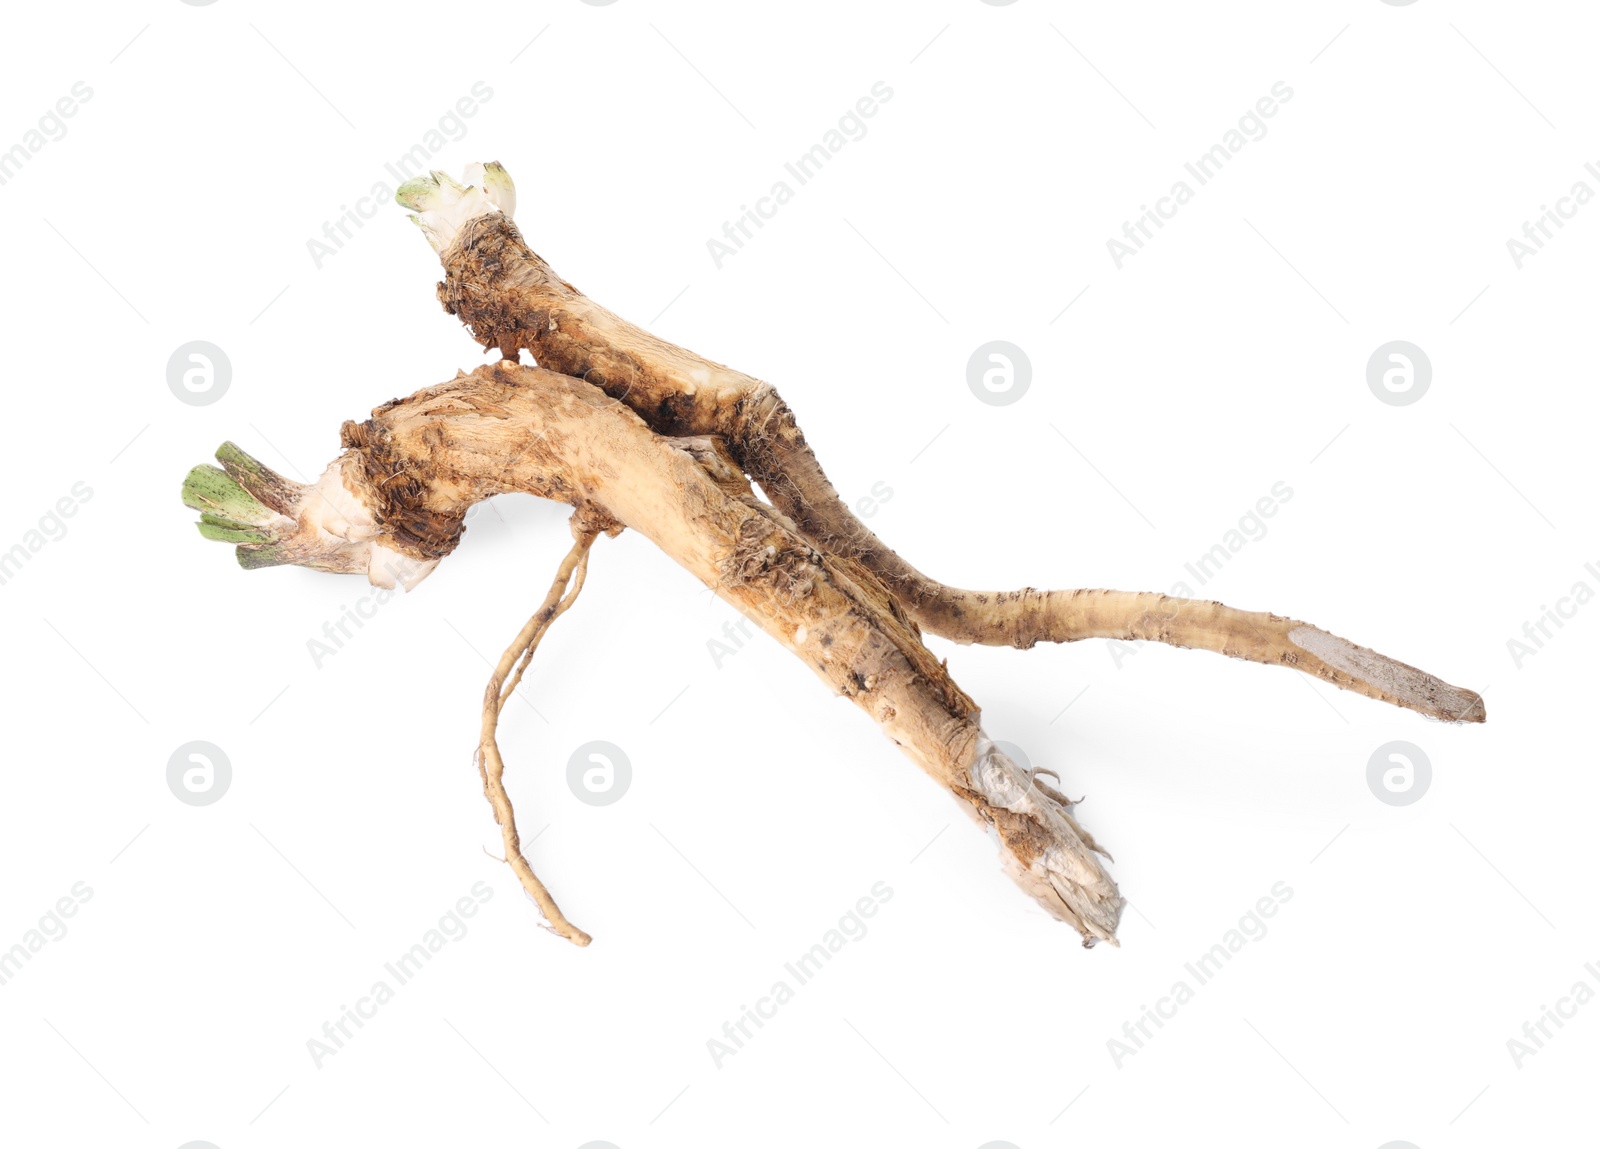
<box><xmin>971</xmin><ymin>735</ymin><xmax>1123</xmax><ymax>946</ymax></box>
<box><xmin>397</xmin><ymin>162</ymin><xmax>516</xmax><ymax>254</ymax></box>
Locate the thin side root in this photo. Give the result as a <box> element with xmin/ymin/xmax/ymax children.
<box><xmin>476</xmin><ymin>521</ymin><xmax>599</xmax><ymax>946</ymax></box>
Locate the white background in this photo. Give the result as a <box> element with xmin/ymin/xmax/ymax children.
<box><xmin>0</xmin><ymin>2</ymin><xmax>1594</xmax><ymax>1146</ymax></box>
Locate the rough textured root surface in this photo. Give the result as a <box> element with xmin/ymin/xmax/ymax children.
<box><xmin>184</xmin><ymin>361</ymin><xmax>1124</xmax><ymax>945</ymax></box>
<box><xmin>400</xmin><ymin>172</ymin><xmax>1482</xmax><ymax>725</ymax></box>
<box><xmin>175</xmin><ymin>162</ymin><xmax>1484</xmax><ymax>949</ymax></box>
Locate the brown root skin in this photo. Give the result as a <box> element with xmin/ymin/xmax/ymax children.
<box><xmin>957</xmin><ymin>589</ymin><xmax>1488</xmax><ymax>724</ymax></box>
<box><xmin>427</xmin><ymin>211</ymin><xmax>1483</xmax><ymax>725</ymax></box>
<box><xmin>477</xmin><ymin>523</ymin><xmax>597</xmax><ymax>946</ymax></box>
<box><xmin>193</xmin><ymin>362</ymin><xmax>1123</xmax><ymax>944</ymax></box>
<box><xmin>175</xmin><ymin>164</ymin><xmax>1484</xmax><ymax>948</ymax></box>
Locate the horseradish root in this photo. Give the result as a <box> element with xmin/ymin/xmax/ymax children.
<box><xmin>400</xmin><ymin>164</ymin><xmax>1485</xmax><ymax>725</ymax></box>
<box><xmin>178</xmin><ymin>162</ymin><xmax>1484</xmax><ymax>948</ymax></box>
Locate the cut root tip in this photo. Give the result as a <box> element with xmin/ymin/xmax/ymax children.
<box><xmin>1286</xmin><ymin>624</ymin><xmax>1486</xmax><ymax>724</ymax></box>
<box><xmin>396</xmin><ymin>162</ymin><xmax>517</xmax><ymax>254</ymax></box>
<box><xmin>183</xmin><ymin>449</ymin><xmax>297</xmax><ymax>568</ymax></box>
<box><xmin>181</xmin><ymin>444</ymin><xmax>397</xmax><ymax>579</ymax></box>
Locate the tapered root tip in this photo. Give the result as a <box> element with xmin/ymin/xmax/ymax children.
<box><xmin>1287</xmin><ymin>625</ymin><xmax>1486</xmax><ymax>723</ymax></box>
